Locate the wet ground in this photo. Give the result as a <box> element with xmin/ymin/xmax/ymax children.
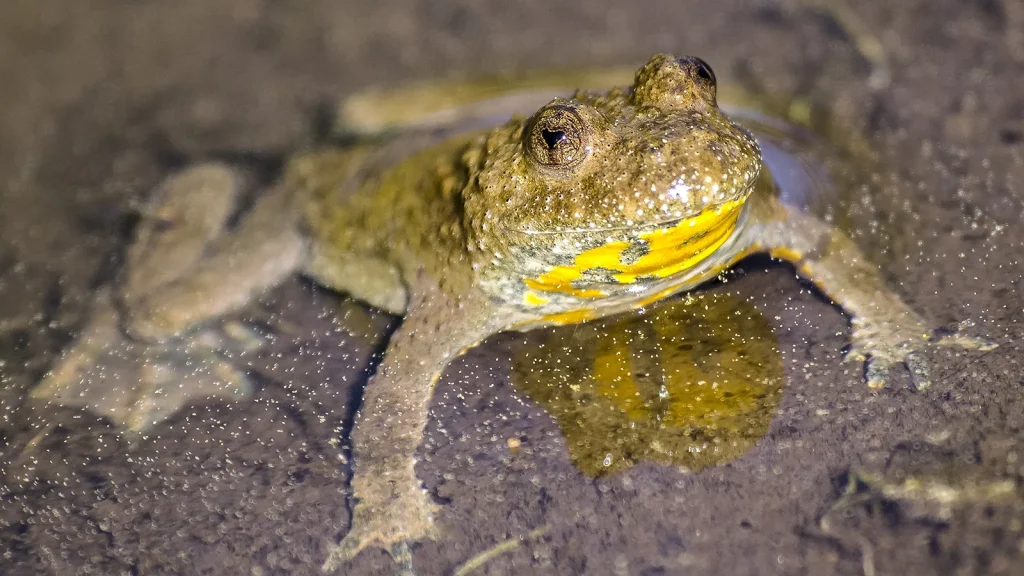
<box><xmin>2</xmin><ymin>0</ymin><xmax>1024</xmax><ymax>574</ymax></box>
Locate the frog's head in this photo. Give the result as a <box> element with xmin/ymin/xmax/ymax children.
<box><xmin>466</xmin><ymin>54</ymin><xmax>762</xmax><ymax>308</ymax></box>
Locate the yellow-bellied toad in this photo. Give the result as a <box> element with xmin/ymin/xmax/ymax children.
<box><xmin>33</xmin><ymin>54</ymin><xmax>994</xmax><ymax>572</ymax></box>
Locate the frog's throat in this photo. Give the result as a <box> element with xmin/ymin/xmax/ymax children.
<box><xmin>522</xmin><ymin>198</ymin><xmax>745</xmax><ymax>301</ymax></box>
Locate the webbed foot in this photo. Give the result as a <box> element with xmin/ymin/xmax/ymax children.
<box><xmin>31</xmin><ymin>161</ymin><xmax>302</xmax><ymax>433</ymax></box>
<box><xmin>322</xmin><ymin>475</ymin><xmax>439</xmax><ymax>574</ymax></box>
<box><xmin>31</xmin><ymin>289</ymin><xmax>258</xmax><ymax>433</ymax></box>
<box><xmin>844</xmin><ymin>313</ymin><xmax>997</xmax><ymax>390</ymax></box>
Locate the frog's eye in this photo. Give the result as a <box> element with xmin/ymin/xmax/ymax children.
<box><xmin>674</xmin><ymin>56</ymin><xmax>717</xmax><ymax>103</ymax></box>
<box><xmin>525</xmin><ymin>105</ymin><xmax>589</xmax><ymax>169</ymax></box>
<box><xmin>690</xmin><ymin>57</ymin><xmax>715</xmax><ymax>85</ymax></box>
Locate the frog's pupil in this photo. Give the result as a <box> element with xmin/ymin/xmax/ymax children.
<box><xmin>542</xmin><ymin>129</ymin><xmax>567</xmax><ymax>149</ymax></box>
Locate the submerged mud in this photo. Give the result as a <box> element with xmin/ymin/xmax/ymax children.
<box><xmin>1</xmin><ymin>1</ymin><xmax>1022</xmax><ymax>575</ymax></box>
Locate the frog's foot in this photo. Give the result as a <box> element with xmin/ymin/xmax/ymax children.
<box><xmin>844</xmin><ymin>315</ymin><xmax>998</xmax><ymax>391</ymax></box>
<box><xmin>125</xmin><ymin>295</ymin><xmax>215</xmax><ymax>344</ymax></box>
<box><xmin>33</xmin><ymin>160</ymin><xmax>300</xmax><ymax>433</ymax></box>
<box><xmin>31</xmin><ymin>290</ymin><xmax>259</xmax><ymax>433</ymax></box>
<box><xmin>322</xmin><ymin>479</ymin><xmax>439</xmax><ymax>574</ymax></box>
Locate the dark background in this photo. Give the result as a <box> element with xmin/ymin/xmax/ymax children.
<box><xmin>1</xmin><ymin>1</ymin><xmax>1023</xmax><ymax>574</ymax></box>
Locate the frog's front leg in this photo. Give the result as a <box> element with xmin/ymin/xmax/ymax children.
<box><xmin>742</xmin><ymin>195</ymin><xmax>995</xmax><ymax>389</ymax></box>
<box><xmin>322</xmin><ymin>279</ymin><xmax>512</xmax><ymax>573</ymax></box>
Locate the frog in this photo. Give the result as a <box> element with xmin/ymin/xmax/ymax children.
<box><xmin>30</xmin><ymin>54</ymin><xmax>995</xmax><ymax>572</ymax></box>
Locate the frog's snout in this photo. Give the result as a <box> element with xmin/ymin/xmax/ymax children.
<box><xmin>632</xmin><ymin>53</ymin><xmax>719</xmax><ymax>113</ymax></box>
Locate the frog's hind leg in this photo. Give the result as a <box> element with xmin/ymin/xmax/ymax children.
<box><xmin>124</xmin><ymin>165</ymin><xmax>305</xmax><ymax>341</ymax></box>
<box><xmin>32</xmin><ymin>163</ymin><xmax>303</xmax><ymax>433</ymax></box>
<box><xmin>785</xmin><ymin>0</ymin><xmax>891</xmax><ymax>90</ymax></box>
<box><xmin>334</xmin><ymin>67</ymin><xmax>636</xmax><ymax>137</ymax></box>
<box><xmin>121</xmin><ymin>163</ymin><xmax>247</xmax><ymax>306</ymax></box>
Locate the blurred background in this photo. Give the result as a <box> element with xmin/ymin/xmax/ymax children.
<box><xmin>1</xmin><ymin>1</ymin><xmax>1022</xmax><ymax>574</ymax></box>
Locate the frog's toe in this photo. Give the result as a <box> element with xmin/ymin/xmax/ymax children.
<box><xmin>864</xmin><ymin>355</ymin><xmax>891</xmax><ymax>389</ymax></box>
<box><xmin>903</xmin><ymin>351</ymin><xmax>932</xmax><ymax>390</ymax></box>
<box><xmin>388</xmin><ymin>542</ymin><xmax>416</xmax><ymax>576</ymax></box>
<box><xmin>322</xmin><ymin>537</ymin><xmax>417</xmax><ymax>576</ymax></box>
<box><xmin>859</xmin><ymin>350</ymin><xmax>930</xmax><ymax>390</ymax></box>
<box><xmin>33</xmin><ymin>317</ymin><xmax>257</xmax><ymax>433</ymax></box>
<box><xmin>321</xmin><ymin>487</ymin><xmax>439</xmax><ymax>574</ymax></box>
<box><xmin>841</xmin><ymin>346</ymin><xmax>866</xmax><ymax>365</ymax></box>
<box><xmin>126</xmin><ymin>344</ymin><xmax>254</xmax><ymax>432</ymax></box>
<box><xmin>935</xmin><ymin>332</ymin><xmax>999</xmax><ymax>352</ymax></box>
<box><xmin>849</xmin><ymin>324</ymin><xmax>995</xmax><ymax>391</ymax></box>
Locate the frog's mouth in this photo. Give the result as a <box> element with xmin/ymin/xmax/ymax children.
<box><xmin>519</xmin><ymin>197</ymin><xmax>746</xmax><ymax>301</ymax></box>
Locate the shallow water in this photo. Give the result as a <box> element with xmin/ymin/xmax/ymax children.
<box><xmin>1</xmin><ymin>2</ymin><xmax>1021</xmax><ymax>575</ymax></box>
<box><xmin>512</xmin><ymin>291</ymin><xmax>783</xmax><ymax>477</ymax></box>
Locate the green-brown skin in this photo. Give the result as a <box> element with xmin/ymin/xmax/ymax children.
<box><xmin>33</xmin><ymin>54</ymin><xmax>993</xmax><ymax>573</ymax></box>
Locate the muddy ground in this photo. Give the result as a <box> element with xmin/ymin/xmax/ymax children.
<box><xmin>1</xmin><ymin>0</ymin><xmax>1024</xmax><ymax>574</ymax></box>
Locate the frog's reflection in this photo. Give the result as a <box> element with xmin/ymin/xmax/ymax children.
<box><xmin>512</xmin><ymin>291</ymin><xmax>783</xmax><ymax>477</ymax></box>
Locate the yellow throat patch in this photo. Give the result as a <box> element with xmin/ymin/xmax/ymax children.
<box><xmin>523</xmin><ymin>199</ymin><xmax>744</xmax><ymax>302</ymax></box>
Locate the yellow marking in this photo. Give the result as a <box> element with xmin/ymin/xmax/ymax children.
<box><xmin>634</xmin><ymin>242</ymin><xmax>768</xmax><ymax>309</ymax></box>
<box><xmin>769</xmin><ymin>244</ymin><xmax>823</xmax><ymax>284</ymax></box>
<box><xmin>767</xmin><ymin>245</ymin><xmax>834</xmax><ymax>296</ymax></box>
<box><xmin>769</xmin><ymin>246</ymin><xmax>804</xmax><ymax>263</ymax></box>
<box><xmin>523</xmin><ymin>291</ymin><xmax>550</xmax><ymax>306</ymax></box>
<box><xmin>796</xmin><ymin>261</ymin><xmax>817</xmax><ymax>277</ymax></box>
<box><xmin>541</xmin><ymin>308</ymin><xmax>596</xmax><ymax>325</ymax></box>
<box><xmin>524</xmin><ymin>265</ymin><xmax>609</xmax><ymax>299</ymax></box>
<box><xmin>524</xmin><ymin>200</ymin><xmax>744</xmax><ymax>299</ymax></box>
<box><xmin>612</xmin><ymin>201</ymin><xmax>743</xmax><ymax>283</ymax></box>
